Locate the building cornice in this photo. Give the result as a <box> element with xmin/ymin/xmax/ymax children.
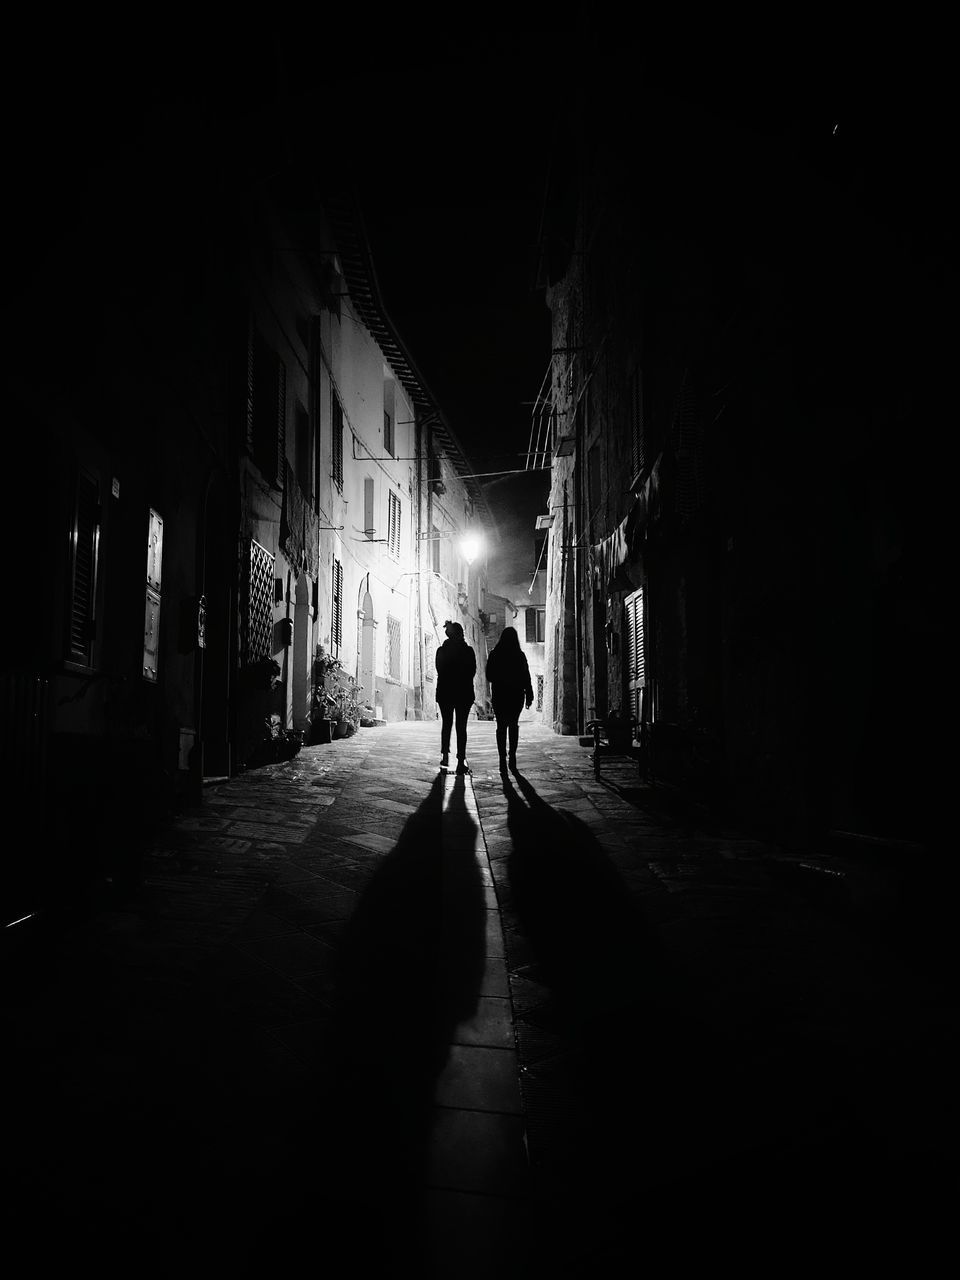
<box><xmin>321</xmin><ymin>192</ymin><xmax>490</xmax><ymax>525</ymax></box>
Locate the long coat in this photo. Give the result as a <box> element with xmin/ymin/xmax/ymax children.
<box><xmin>485</xmin><ymin>645</ymin><xmax>533</xmax><ymax>710</ymax></box>
<box><xmin>436</xmin><ymin>637</ymin><xmax>476</xmax><ymax>707</ymax></box>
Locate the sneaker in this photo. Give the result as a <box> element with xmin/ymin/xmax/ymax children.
<box><xmin>440</xmin><ymin>752</ymin><xmax>449</xmax><ymax>767</ymax></box>
<box><xmin>456</xmin><ymin>760</ymin><xmax>470</xmax><ymax>775</ymax></box>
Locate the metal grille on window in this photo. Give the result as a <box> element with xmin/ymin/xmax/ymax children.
<box><xmin>388</xmin><ymin>491</ymin><xmax>401</xmax><ymax>557</ymax></box>
<box><xmin>425</xmin><ymin>635</ymin><xmax>434</xmax><ymax>681</ymax></box>
<box><xmin>244</xmin><ymin>539</ymin><xmax>275</xmax><ymax>664</ymax></box>
<box><xmin>385</xmin><ymin>614</ymin><xmax>402</xmax><ymax>681</ymax></box>
<box><xmin>331</xmin><ymin>557</ymin><xmax>343</xmax><ymax>650</ymax></box>
<box><xmin>536</xmin><ymin>674</ymin><xmax>544</xmax><ymax>712</ymax></box>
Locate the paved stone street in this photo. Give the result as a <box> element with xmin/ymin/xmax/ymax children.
<box><xmin>5</xmin><ymin>720</ymin><xmax>957</xmax><ymax>1276</ymax></box>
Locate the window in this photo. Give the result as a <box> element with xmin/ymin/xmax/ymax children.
<box><xmin>363</xmin><ymin>477</ymin><xmax>375</xmax><ymax>538</ymax></box>
<box><xmin>331</xmin><ymin>390</ymin><xmax>344</xmax><ymax>490</ymax></box>
<box><xmin>331</xmin><ymin>557</ymin><xmax>343</xmax><ymax>651</ymax></box>
<box><xmin>65</xmin><ymin>468</ymin><xmax>101</xmax><ymax>666</ymax></box>
<box><xmin>525</xmin><ymin>607</ymin><xmax>545</xmax><ymax>643</ymax></box>
<box><xmin>143</xmin><ymin>508</ymin><xmax>164</xmax><ymax>681</ymax></box>
<box><xmin>536</xmin><ymin>674</ymin><xmax>544</xmax><ymax>712</ymax></box>
<box><xmin>388</xmin><ymin>491</ymin><xmax>401</xmax><ymax>557</ymax></box>
<box><xmin>244</xmin><ymin>538</ymin><xmax>274</xmax><ymax>665</ymax></box>
<box><xmin>424</xmin><ymin>634</ymin><xmax>435</xmax><ymax>681</ymax></box>
<box><xmin>385</xmin><ymin>613</ymin><xmax>402</xmax><ymax>681</ymax></box>
<box><xmin>384</xmin><ymin>411</ymin><xmax>394</xmax><ymax>457</ymax></box>
<box><xmin>625</xmin><ymin>587</ymin><xmax>644</xmax><ymax>722</ymax></box>
<box><xmin>431</xmin><ymin>522</ymin><xmax>441</xmax><ymax>573</ymax></box>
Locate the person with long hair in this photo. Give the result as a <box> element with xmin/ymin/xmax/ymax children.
<box><xmin>435</xmin><ymin>619</ymin><xmax>477</xmax><ymax>773</ymax></box>
<box><xmin>485</xmin><ymin>626</ymin><xmax>533</xmax><ymax>774</ymax></box>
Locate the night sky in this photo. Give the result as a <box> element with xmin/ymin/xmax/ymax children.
<box><xmin>7</xmin><ymin>21</ymin><xmax>949</xmax><ymax>545</ymax></box>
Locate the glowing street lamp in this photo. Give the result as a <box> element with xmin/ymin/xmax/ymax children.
<box><xmin>459</xmin><ymin>532</ymin><xmax>482</xmax><ymax>565</ymax></box>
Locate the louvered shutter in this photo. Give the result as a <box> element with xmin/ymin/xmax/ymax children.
<box><xmin>625</xmin><ymin>588</ymin><xmax>644</xmax><ymax>724</ymax></box>
<box><xmin>388</xmin><ymin>492</ymin><xmax>400</xmax><ymax>556</ymax></box>
<box><xmin>332</xmin><ymin>558</ymin><xmax>343</xmax><ymax>649</ymax></box>
<box><xmin>332</xmin><ymin>393</ymin><xmax>344</xmax><ymax>489</ymax></box>
<box><xmin>67</xmin><ymin>471</ymin><xmax>101</xmax><ymax>664</ymax></box>
<box><xmin>525</xmin><ymin>608</ymin><xmax>537</xmax><ymax>643</ymax></box>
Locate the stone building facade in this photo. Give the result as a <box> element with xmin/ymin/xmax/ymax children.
<box><xmin>3</xmin><ymin>125</ymin><xmax>487</xmax><ymax>917</ymax></box>
<box><xmin>534</xmin><ymin>86</ymin><xmax>948</xmax><ymax>848</ymax></box>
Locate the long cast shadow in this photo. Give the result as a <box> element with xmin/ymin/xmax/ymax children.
<box><xmin>501</xmin><ymin>768</ymin><xmax>719</xmax><ymax>1262</ymax></box>
<box><xmin>503</xmin><ymin>768</ymin><xmax>668</xmax><ymax>1024</ymax></box>
<box><xmin>313</xmin><ymin>772</ymin><xmax>486</xmax><ymax>1266</ymax></box>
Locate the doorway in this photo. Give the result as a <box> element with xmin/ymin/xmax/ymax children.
<box><xmin>360</xmin><ymin>587</ymin><xmax>376</xmax><ymax>706</ymax></box>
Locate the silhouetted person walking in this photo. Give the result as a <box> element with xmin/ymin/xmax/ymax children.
<box><xmin>485</xmin><ymin>626</ymin><xmax>533</xmax><ymax>774</ymax></box>
<box><xmin>435</xmin><ymin>620</ymin><xmax>476</xmax><ymax>773</ymax></box>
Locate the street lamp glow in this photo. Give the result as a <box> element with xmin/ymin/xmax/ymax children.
<box><xmin>459</xmin><ymin>533</ymin><xmax>482</xmax><ymax>565</ymax></box>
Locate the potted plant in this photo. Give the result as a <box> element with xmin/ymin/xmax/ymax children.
<box><xmin>309</xmin><ymin>647</ymin><xmax>347</xmax><ymax>744</ymax></box>
<box><xmin>330</xmin><ymin>674</ymin><xmax>361</xmax><ymax>738</ymax></box>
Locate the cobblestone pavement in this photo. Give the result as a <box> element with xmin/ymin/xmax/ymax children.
<box><xmin>5</xmin><ymin>720</ymin><xmax>957</xmax><ymax>1276</ymax></box>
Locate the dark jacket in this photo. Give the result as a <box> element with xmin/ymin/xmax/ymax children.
<box><xmin>436</xmin><ymin>637</ymin><xmax>476</xmax><ymax>706</ymax></box>
<box><xmin>485</xmin><ymin>644</ymin><xmax>533</xmax><ymax>707</ymax></box>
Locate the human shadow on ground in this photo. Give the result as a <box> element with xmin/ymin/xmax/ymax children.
<box><xmin>502</xmin><ymin>769</ymin><xmax>956</xmax><ymax>1272</ymax></box>
<box><xmin>300</xmin><ymin>771</ymin><xmax>486</xmax><ymax>1268</ymax></box>
<box><xmin>502</xmin><ymin>768</ymin><xmax>678</xmax><ymax>1032</ymax></box>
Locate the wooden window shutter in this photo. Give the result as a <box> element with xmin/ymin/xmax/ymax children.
<box><xmin>332</xmin><ymin>392</ymin><xmax>344</xmax><ymax>489</ymax></box>
<box><xmin>525</xmin><ymin>607</ymin><xmax>537</xmax><ymax>643</ymax></box>
<box><xmin>332</xmin><ymin>557</ymin><xmax>343</xmax><ymax>649</ymax></box>
<box><xmin>388</xmin><ymin>491</ymin><xmax>400</xmax><ymax>556</ymax></box>
<box><xmin>67</xmin><ymin>470</ymin><xmax>101</xmax><ymax>664</ymax></box>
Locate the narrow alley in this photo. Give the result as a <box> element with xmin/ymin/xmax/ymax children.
<box><xmin>6</xmin><ymin>721</ymin><xmax>955</xmax><ymax>1276</ymax></box>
